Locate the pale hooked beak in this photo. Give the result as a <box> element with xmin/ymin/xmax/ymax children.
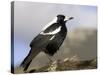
<box><xmin>69</xmin><ymin>17</ymin><xmax>74</xmax><ymax>20</ymax></box>
<box><xmin>64</xmin><ymin>16</ymin><xmax>74</xmax><ymax>21</ymax></box>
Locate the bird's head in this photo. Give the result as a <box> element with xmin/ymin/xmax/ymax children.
<box><xmin>57</xmin><ymin>14</ymin><xmax>74</xmax><ymax>23</ymax></box>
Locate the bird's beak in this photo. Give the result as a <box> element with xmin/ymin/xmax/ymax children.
<box><xmin>64</xmin><ymin>17</ymin><xmax>74</xmax><ymax>21</ymax></box>
<box><xmin>69</xmin><ymin>17</ymin><xmax>74</xmax><ymax>20</ymax></box>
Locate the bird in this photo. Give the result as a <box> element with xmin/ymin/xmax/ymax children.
<box><xmin>20</xmin><ymin>14</ymin><xmax>74</xmax><ymax>72</ymax></box>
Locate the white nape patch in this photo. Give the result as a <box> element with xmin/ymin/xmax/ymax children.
<box><xmin>41</xmin><ymin>17</ymin><xmax>57</xmax><ymax>31</ymax></box>
<box><xmin>49</xmin><ymin>35</ymin><xmax>55</xmax><ymax>40</ymax></box>
<box><xmin>40</xmin><ymin>26</ymin><xmax>61</xmax><ymax>35</ymax></box>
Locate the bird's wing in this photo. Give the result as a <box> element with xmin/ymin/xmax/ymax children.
<box><xmin>30</xmin><ymin>23</ymin><xmax>61</xmax><ymax>48</ymax></box>
<box><xmin>40</xmin><ymin>23</ymin><xmax>62</xmax><ymax>35</ymax></box>
<box><xmin>42</xmin><ymin>23</ymin><xmax>61</xmax><ymax>33</ymax></box>
<box><xmin>30</xmin><ymin>34</ymin><xmax>53</xmax><ymax>48</ymax></box>
<box><xmin>21</xmin><ymin>35</ymin><xmax>53</xmax><ymax>71</ymax></box>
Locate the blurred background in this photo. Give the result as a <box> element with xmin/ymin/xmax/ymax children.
<box><xmin>13</xmin><ymin>1</ymin><xmax>97</xmax><ymax>71</ymax></box>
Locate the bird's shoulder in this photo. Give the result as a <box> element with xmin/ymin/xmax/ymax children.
<box><xmin>43</xmin><ymin>23</ymin><xmax>61</xmax><ymax>33</ymax></box>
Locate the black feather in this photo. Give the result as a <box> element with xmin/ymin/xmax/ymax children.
<box><xmin>20</xmin><ymin>48</ymin><xmax>42</xmax><ymax>71</ymax></box>
<box><xmin>20</xmin><ymin>14</ymin><xmax>73</xmax><ymax>71</ymax></box>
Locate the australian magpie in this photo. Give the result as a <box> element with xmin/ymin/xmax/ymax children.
<box><xmin>20</xmin><ymin>14</ymin><xmax>74</xmax><ymax>71</ymax></box>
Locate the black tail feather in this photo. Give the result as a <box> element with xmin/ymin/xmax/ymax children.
<box><xmin>23</xmin><ymin>60</ymin><xmax>32</xmax><ymax>71</ymax></box>
<box><xmin>20</xmin><ymin>48</ymin><xmax>41</xmax><ymax>71</ymax></box>
<box><xmin>20</xmin><ymin>49</ymin><xmax>33</xmax><ymax>71</ymax></box>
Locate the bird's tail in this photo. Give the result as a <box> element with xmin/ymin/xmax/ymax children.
<box><xmin>20</xmin><ymin>48</ymin><xmax>41</xmax><ymax>71</ymax></box>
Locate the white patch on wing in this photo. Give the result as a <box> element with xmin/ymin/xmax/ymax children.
<box><xmin>49</xmin><ymin>35</ymin><xmax>55</xmax><ymax>40</ymax></box>
<box><xmin>41</xmin><ymin>17</ymin><xmax>57</xmax><ymax>31</ymax></box>
<box><xmin>40</xmin><ymin>26</ymin><xmax>61</xmax><ymax>35</ymax></box>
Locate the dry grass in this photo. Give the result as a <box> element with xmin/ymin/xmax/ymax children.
<box><xmin>25</xmin><ymin>56</ymin><xmax>97</xmax><ymax>73</ymax></box>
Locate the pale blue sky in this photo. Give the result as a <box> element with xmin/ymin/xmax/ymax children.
<box><xmin>13</xmin><ymin>1</ymin><xmax>97</xmax><ymax>67</ymax></box>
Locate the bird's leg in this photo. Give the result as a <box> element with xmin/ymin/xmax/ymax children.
<box><xmin>46</xmin><ymin>54</ymin><xmax>53</xmax><ymax>63</ymax></box>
